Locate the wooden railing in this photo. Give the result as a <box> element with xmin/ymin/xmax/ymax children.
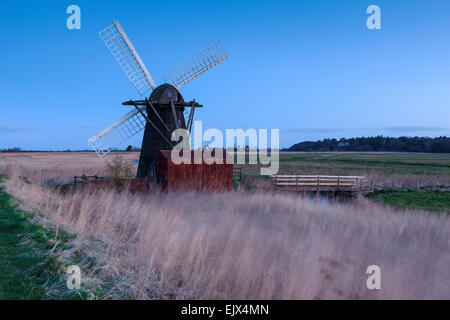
<box><xmin>73</xmin><ymin>175</ymin><xmax>105</xmax><ymax>186</ymax></box>
<box><xmin>272</xmin><ymin>175</ymin><xmax>371</xmax><ymax>193</ymax></box>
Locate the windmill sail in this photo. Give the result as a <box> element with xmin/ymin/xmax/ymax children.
<box><xmin>99</xmin><ymin>21</ymin><xmax>156</xmax><ymax>96</ymax></box>
<box><xmin>164</xmin><ymin>41</ymin><xmax>227</xmax><ymax>89</ymax></box>
<box><xmin>88</xmin><ymin>106</ymin><xmax>146</xmax><ymax>157</ymax></box>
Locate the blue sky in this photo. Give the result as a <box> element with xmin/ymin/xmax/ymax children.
<box><xmin>1</xmin><ymin>0</ymin><xmax>450</xmax><ymax>150</ymax></box>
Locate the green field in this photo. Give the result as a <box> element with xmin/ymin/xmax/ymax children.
<box><xmin>0</xmin><ymin>175</ymin><xmax>94</xmax><ymax>299</ymax></box>
<box><xmin>238</xmin><ymin>152</ymin><xmax>450</xmax><ymax>177</ymax></box>
<box><xmin>367</xmin><ymin>189</ymin><xmax>450</xmax><ymax>213</ymax></box>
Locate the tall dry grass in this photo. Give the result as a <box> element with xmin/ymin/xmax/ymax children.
<box><xmin>368</xmin><ymin>172</ymin><xmax>450</xmax><ymax>189</ymax></box>
<box><xmin>0</xmin><ymin>152</ymin><xmax>139</xmax><ymax>185</ymax></box>
<box><xmin>3</xmin><ymin>168</ymin><xmax>450</xmax><ymax>299</ymax></box>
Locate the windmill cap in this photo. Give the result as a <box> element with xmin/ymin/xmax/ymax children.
<box><xmin>150</xmin><ymin>83</ymin><xmax>184</xmax><ymax>104</ymax></box>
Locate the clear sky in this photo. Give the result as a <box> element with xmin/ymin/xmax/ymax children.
<box><xmin>1</xmin><ymin>0</ymin><xmax>450</xmax><ymax>150</ymax></box>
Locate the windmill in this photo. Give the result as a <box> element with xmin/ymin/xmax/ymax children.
<box><xmin>88</xmin><ymin>21</ymin><xmax>227</xmax><ymax>178</ymax></box>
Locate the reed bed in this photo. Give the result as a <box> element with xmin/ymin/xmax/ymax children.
<box><xmin>2</xmin><ymin>170</ymin><xmax>449</xmax><ymax>299</ymax></box>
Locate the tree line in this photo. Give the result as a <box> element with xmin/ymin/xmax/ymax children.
<box><xmin>286</xmin><ymin>136</ymin><xmax>450</xmax><ymax>153</ymax></box>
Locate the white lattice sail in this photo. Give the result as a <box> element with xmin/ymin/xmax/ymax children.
<box><xmin>99</xmin><ymin>21</ymin><xmax>156</xmax><ymax>96</ymax></box>
<box><xmin>164</xmin><ymin>41</ymin><xmax>227</xmax><ymax>89</ymax></box>
<box><xmin>88</xmin><ymin>106</ymin><xmax>146</xmax><ymax>157</ymax></box>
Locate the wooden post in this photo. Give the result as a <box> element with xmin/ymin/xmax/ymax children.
<box><xmin>316</xmin><ymin>176</ymin><xmax>320</xmax><ymax>201</ymax></box>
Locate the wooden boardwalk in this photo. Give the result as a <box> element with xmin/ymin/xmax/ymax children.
<box><xmin>272</xmin><ymin>175</ymin><xmax>373</xmax><ymax>196</ymax></box>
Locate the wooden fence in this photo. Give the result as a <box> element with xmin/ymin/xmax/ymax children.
<box><xmin>233</xmin><ymin>167</ymin><xmax>242</xmax><ymax>183</ymax></box>
<box><xmin>73</xmin><ymin>175</ymin><xmax>105</xmax><ymax>185</ymax></box>
<box><xmin>272</xmin><ymin>175</ymin><xmax>372</xmax><ymax>194</ymax></box>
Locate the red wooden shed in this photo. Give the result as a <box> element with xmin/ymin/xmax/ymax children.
<box><xmin>154</xmin><ymin>150</ymin><xmax>233</xmax><ymax>192</ymax></box>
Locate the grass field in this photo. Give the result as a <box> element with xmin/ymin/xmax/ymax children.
<box><xmin>0</xmin><ymin>175</ymin><xmax>104</xmax><ymax>299</ymax></box>
<box><xmin>367</xmin><ymin>189</ymin><xmax>450</xmax><ymax>213</ymax></box>
<box><xmin>239</xmin><ymin>152</ymin><xmax>450</xmax><ymax>177</ymax></box>
<box><xmin>1</xmin><ymin>151</ymin><xmax>449</xmax><ymax>185</ymax></box>
<box><xmin>0</xmin><ymin>175</ymin><xmax>68</xmax><ymax>299</ymax></box>
<box><xmin>0</xmin><ymin>151</ymin><xmax>449</xmax><ymax>211</ymax></box>
<box><xmin>2</xmin><ymin>172</ymin><xmax>449</xmax><ymax>299</ymax></box>
<box><xmin>1</xmin><ymin>153</ymin><xmax>450</xmax><ymax>299</ymax></box>
<box><xmin>0</xmin><ymin>152</ymin><xmax>138</xmax><ymax>185</ymax></box>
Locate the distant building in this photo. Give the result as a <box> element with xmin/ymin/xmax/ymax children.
<box><xmin>338</xmin><ymin>142</ymin><xmax>350</xmax><ymax>147</ymax></box>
